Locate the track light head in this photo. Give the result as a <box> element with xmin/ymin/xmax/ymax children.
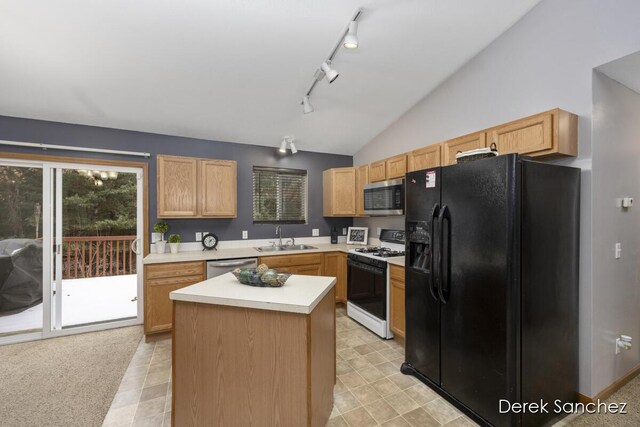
<box><xmin>290</xmin><ymin>142</ymin><xmax>298</xmax><ymax>154</ymax></box>
<box><xmin>302</xmin><ymin>95</ymin><xmax>314</xmax><ymax>114</ymax></box>
<box><xmin>343</xmin><ymin>21</ymin><xmax>359</xmax><ymax>49</ymax></box>
<box><xmin>321</xmin><ymin>61</ymin><xmax>339</xmax><ymax>83</ymax></box>
<box><xmin>279</xmin><ymin>139</ymin><xmax>288</xmax><ymax>153</ymax></box>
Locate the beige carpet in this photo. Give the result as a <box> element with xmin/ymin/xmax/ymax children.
<box><xmin>570</xmin><ymin>374</ymin><xmax>640</xmax><ymax>426</ymax></box>
<box><xmin>0</xmin><ymin>326</ymin><xmax>143</xmax><ymax>427</ymax></box>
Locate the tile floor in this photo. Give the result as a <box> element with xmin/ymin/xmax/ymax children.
<box><xmin>103</xmin><ymin>306</ymin><xmax>479</xmax><ymax>427</ymax></box>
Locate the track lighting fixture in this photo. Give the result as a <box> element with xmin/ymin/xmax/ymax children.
<box><xmin>279</xmin><ymin>139</ymin><xmax>288</xmax><ymax>153</ymax></box>
<box><xmin>290</xmin><ymin>142</ymin><xmax>298</xmax><ymax>154</ymax></box>
<box><xmin>321</xmin><ymin>61</ymin><xmax>339</xmax><ymax>83</ymax></box>
<box><xmin>343</xmin><ymin>21</ymin><xmax>359</xmax><ymax>49</ymax></box>
<box><xmin>299</xmin><ymin>9</ymin><xmax>363</xmax><ymax>114</ymax></box>
<box><xmin>302</xmin><ymin>95</ymin><xmax>314</xmax><ymax>114</ymax></box>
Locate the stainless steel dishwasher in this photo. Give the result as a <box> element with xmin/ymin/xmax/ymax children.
<box><xmin>207</xmin><ymin>258</ymin><xmax>258</xmax><ymax>279</ymax></box>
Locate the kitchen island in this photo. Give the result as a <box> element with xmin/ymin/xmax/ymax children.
<box><xmin>169</xmin><ymin>272</ymin><xmax>336</xmax><ymax>427</ymax></box>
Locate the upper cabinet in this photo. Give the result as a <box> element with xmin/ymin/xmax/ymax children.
<box><xmin>355</xmin><ymin>165</ymin><xmax>369</xmax><ymax>217</ymax></box>
<box><xmin>157</xmin><ymin>156</ymin><xmax>199</xmax><ymax>217</ymax></box>
<box><xmin>487</xmin><ymin>109</ymin><xmax>577</xmax><ymax>158</ymax></box>
<box><xmin>370</xmin><ymin>154</ymin><xmax>408</xmax><ymax>182</ymax></box>
<box><xmin>386</xmin><ymin>154</ymin><xmax>407</xmax><ymax>180</ymax></box>
<box><xmin>157</xmin><ymin>155</ymin><xmax>237</xmax><ymax>218</ymax></box>
<box><xmin>323</xmin><ymin>167</ymin><xmax>356</xmax><ymax>217</ymax></box>
<box><xmin>408</xmin><ymin>144</ymin><xmax>441</xmax><ymax>172</ymax></box>
<box><xmin>369</xmin><ymin>160</ymin><xmax>386</xmax><ymax>183</ymax></box>
<box><xmin>442</xmin><ymin>132</ymin><xmax>487</xmax><ymax>166</ymax></box>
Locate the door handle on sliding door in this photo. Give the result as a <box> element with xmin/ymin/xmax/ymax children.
<box><xmin>437</xmin><ymin>205</ymin><xmax>451</xmax><ymax>304</ymax></box>
<box><xmin>429</xmin><ymin>204</ymin><xmax>440</xmax><ymax>302</ymax></box>
<box><xmin>131</xmin><ymin>238</ymin><xmax>141</xmax><ymax>255</ymax></box>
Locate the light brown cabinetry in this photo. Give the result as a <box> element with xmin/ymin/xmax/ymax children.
<box><xmin>389</xmin><ymin>264</ymin><xmax>405</xmax><ymax>339</ymax></box>
<box><xmin>144</xmin><ymin>261</ymin><xmax>205</xmax><ymax>334</ymax></box>
<box><xmin>157</xmin><ymin>155</ymin><xmax>237</xmax><ymax>218</ymax></box>
<box><xmin>323</xmin><ymin>252</ymin><xmax>347</xmax><ymax>302</ymax></box>
<box><xmin>369</xmin><ymin>160</ymin><xmax>387</xmax><ymax>182</ymax></box>
<box><xmin>442</xmin><ymin>132</ymin><xmax>487</xmax><ymax>166</ymax></box>
<box><xmin>323</xmin><ymin>168</ymin><xmax>356</xmax><ymax>217</ymax></box>
<box><xmin>386</xmin><ymin>154</ymin><xmax>407</xmax><ymax>180</ymax></box>
<box><xmin>355</xmin><ymin>165</ymin><xmax>369</xmax><ymax>217</ymax></box>
<box><xmin>408</xmin><ymin>144</ymin><xmax>441</xmax><ymax>172</ymax></box>
<box><xmin>199</xmin><ymin>159</ymin><xmax>237</xmax><ymax>217</ymax></box>
<box><xmin>259</xmin><ymin>253</ymin><xmax>324</xmax><ymax>276</ymax></box>
<box><xmin>488</xmin><ymin>109</ymin><xmax>577</xmax><ymax>158</ymax></box>
<box><xmin>157</xmin><ymin>156</ymin><xmax>199</xmax><ymax>217</ymax></box>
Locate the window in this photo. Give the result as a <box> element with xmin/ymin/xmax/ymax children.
<box><xmin>252</xmin><ymin>166</ymin><xmax>307</xmax><ymax>224</ymax></box>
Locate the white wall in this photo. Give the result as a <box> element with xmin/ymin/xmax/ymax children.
<box><xmin>590</xmin><ymin>70</ymin><xmax>640</xmax><ymax>395</ymax></box>
<box><xmin>353</xmin><ymin>0</ymin><xmax>640</xmax><ymax>396</ymax></box>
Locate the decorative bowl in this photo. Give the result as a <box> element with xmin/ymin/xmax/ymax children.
<box><xmin>232</xmin><ymin>266</ymin><xmax>291</xmax><ymax>287</ymax></box>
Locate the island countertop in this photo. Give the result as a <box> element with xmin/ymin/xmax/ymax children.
<box><xmin>169</xmin><ymin>272</ymin><xmax>336</xmax><ymax>314</ymax></box>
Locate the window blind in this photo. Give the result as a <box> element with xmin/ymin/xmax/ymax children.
<box><xmin>252</xmin><ymin>166</ymin><xmax>307</xmax><ymax>224</ymax></box>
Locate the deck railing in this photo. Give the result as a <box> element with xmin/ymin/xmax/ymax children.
<box><xmin>62</xmin><ymin>235</ymin><xmax>137</xmax><ymax>279</ymax></box>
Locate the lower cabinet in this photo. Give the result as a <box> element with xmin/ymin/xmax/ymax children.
<box><xmin>259</xmin><ymin>253</ymin><xmax>324</xmax><ymax>276</ymax></box>
<box><xmin>323</xmin><ymin>252</ymin><xmax>347</xmax><ymax>302</ymax></box>
<box><xmin>143</xmin><ymin>261</ymin><xmax>205</xmax><ymax>334</ymax></box>
<box><xmin>389</xmin><ymin>264</ymin><xmax>405</xmax><ymax>339</ymax></box>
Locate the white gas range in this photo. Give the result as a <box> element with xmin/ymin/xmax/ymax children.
<box><xmin>346</xmin><ymin>229</ymin><xmax>405</xmax><ymax>339</ymax></box>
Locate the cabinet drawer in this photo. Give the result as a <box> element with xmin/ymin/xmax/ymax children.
<box><xmin>261</xmin><ymin>253</ymin><xmax>324</xmax><ymax>268</ymax></box>
<box><xmin>146</xmin><ymin>261</ymin><xmax>204</xmax><ymax>279</ymax></box>
<box><xmin>146</xmin><ymin>274</ymin><xmax>204</xmax><ymax>288</ymax></box>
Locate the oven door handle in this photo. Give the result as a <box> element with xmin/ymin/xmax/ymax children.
<box><xmin>347</xmin><ymin>259</ymin><xmax>386</xmax><ymax>276</ymax></box>
<box><xmin>430</xmin><ymin>203</ymin><xmax>441</xmax><ymax>302</ymax></box>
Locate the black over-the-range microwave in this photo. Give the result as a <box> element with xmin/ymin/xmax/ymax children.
<box><xmin>363</xmin><ymin>178</ymin><xmax>404</xmax><ymax>216</ymax></box>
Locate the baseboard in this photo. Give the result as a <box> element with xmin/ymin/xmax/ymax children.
<box><xmin>579</xmin><ymin>361</ymin><xmax>640</xmax><ymax>403</ymax></box>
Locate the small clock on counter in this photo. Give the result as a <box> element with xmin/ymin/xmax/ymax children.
<box><xmin>202</xmin><ymin>233</ymin><xmax>219</xmax><ymax>251</ymax></box>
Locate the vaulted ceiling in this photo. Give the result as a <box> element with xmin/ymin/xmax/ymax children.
<box><xmin>0</xmin><ymin>0</ymin><xmax>540</xmax><ymax>155</ymax></box>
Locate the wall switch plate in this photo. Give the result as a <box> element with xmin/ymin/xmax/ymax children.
<box><xmin>195</xmin><ymin>232</ymin><xmax>202</xmax><ymax>242</ymax></box>
<box><xmin>242</xmin><ymin>230</ymin><xmax>248</xmax><ymax>240</ymax></box>
<box><xmin>342</xmin><ymin>228</ymin><xmax>347</xmax><ymax>235</ymax></box>
<box><xmin>622</xmin><ymin>197</ymin><xmax>634</xmax><ymax>208</ymax></box>
<box><xmin>312</xmin><ymin>229</ymin><xmax>319</xmax><ymax>237</ymax></box>
<box><xmin>615</xmin><ymin>243</ymin><xmax>622</xmax><ymax>259</ymax></box>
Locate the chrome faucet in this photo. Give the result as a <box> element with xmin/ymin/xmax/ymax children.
<box><xmin>275</xmin><ymin>226</ymin><xmax>283</xmax><ymax>248</ymax></box>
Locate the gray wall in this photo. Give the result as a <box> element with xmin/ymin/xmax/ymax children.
<box><xmin>590</xmin><ymin>71</ymin><xmax>640</xmax><ymax>394</ymax></box>
<box><xmin>0</xmin><ymin>115</ymin><xmax>353</xmax><ymax>242</ymax></box>
<box><xmin>353</xmin><ymin>0</ymin><xmax>640</xmax><ymax>396</ymax></box>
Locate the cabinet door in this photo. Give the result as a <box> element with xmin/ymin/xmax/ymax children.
<box><xmin>442</xmin><ymin>132</ymin><xmax>487</xmax><ymax>166</ymax></box>
<box><xmin>408</xmin><ymin>144</ymin><xmax>441</xmax><ymax>172</ymax></box>
<box><xmin>386</xmin><ymin>154</ymin><xmax>407</xmax><ymax>180</ymax></box>
<box><xmin>157</xmin><ymin>155</ymin><xmax>198</xmax><ymax>217</ymax></box>
<box><xmin>323</xmin><ymin>252</ymin><xmax>345</xmax><ymax>302</ymax></box>
<box><xmin>200</xmin><ymin>159</ymin><xmax>237</xmax><ymax>217</ymax></box>
<box><xmin>355</xmin><ymin>165</ymin><xmax>369</xmax><ymax>217</ymax></box>
<box><xmin>369</xmin><ymin>161</ymin><xmax>387</xmax><ymax>182</ymax></box>
<box><xmin>389</xmin><ymin>265</ymin><xmax>405</xmax><ymax>338</ymax></box>
<box><xmin>324</xmin><ymin>168</ymin><xmax>356</xmax><ymax>216</ymax></box>
<box><xmin>289</xmin><ymin>264</ymin><xmax>323</xmax><ymax>276</ymax></box>
<box><xmin>489</xmin><ymin>112</ymin><xmax>553</xmax><ymax>156</ymax></box>
<box><xmin>337</xmin><ymin>253</ymin><xmax>348</xmax><ymax>302</ymax></box>
<box><xmin>144</xmin><ymin>275</ymin><xmax>203</xmax><ymax>334</ymax></box>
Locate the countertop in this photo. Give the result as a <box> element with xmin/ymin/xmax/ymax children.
<box><xmin>387</xmin><ymin>258</ymin><xmax>405</xmax><ymax>267</ymax></box>
<box><xmin>143</xmin><ymin>243</ymin><xmax>365</xmax><ymax>265</ymax></box>
<box><xmin>169</xmin><ymin>272</ymin><xmax>336</xmax><ymax>314</ymax></box>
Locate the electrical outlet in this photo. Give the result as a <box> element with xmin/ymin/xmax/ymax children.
<box><xmin>242</xmin><ymin>230</ymin><xmax>248</xmax><ymax>240</ymax></box>
<box><xmin>195</xmin><ymin>232</ymin><xmax>202</xmax><ymax>242</ymax></box>
<box><xmin>377</xmin><ymin>228</ymin><xmax>381</xmax><ymax>236</ymax></box>
<box><xmin>615</xmin><ymin>243</ymin><xmax>622</xmax><ymax>259</ymax></box>
<box><xmin>312</xmin><ymin>229</ymin><xmax>319</xmax><ymax>237</ymax></box>
<box><xmin>342</xmin><ymin>228</ymin><xmax>347</xmax><ymax>235</ymax></box>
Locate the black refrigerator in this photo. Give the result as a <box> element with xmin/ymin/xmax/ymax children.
<box><xmin>401</xmin><ymin>154</ymin><xmax>579</xmax><ymax>427</ymax></box>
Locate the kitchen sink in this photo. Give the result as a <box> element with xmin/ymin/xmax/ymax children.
<box><xmin>254</xmin><ymin>244</ymin><xmax>317</xmax><ymax>252</ymax></box>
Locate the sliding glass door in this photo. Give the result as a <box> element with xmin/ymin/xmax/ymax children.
<box><xmin>0</xmin><ymin>163</ymin><xmax>45</xmax><ymax>338</ymax></box>
<box><xmin>0</xmin><ymin>159</ymin><xmax>144</xmax><ymax>343</ymax></box>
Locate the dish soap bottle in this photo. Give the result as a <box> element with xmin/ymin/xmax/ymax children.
<box><xmin>331</xmin><ymin>226</ymin><xmax>338</xmax><ymax>244</ymax></box>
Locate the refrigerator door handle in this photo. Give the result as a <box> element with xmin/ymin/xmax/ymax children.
<box><xmin>430</xmin><ymin>203</ymin><xmax>441</xmax><ymax>302</ymax></box>
<box><xmin>438</xmin><ymin>205</ymin><xmax>451</xmax><ymax>303</ymax></box>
